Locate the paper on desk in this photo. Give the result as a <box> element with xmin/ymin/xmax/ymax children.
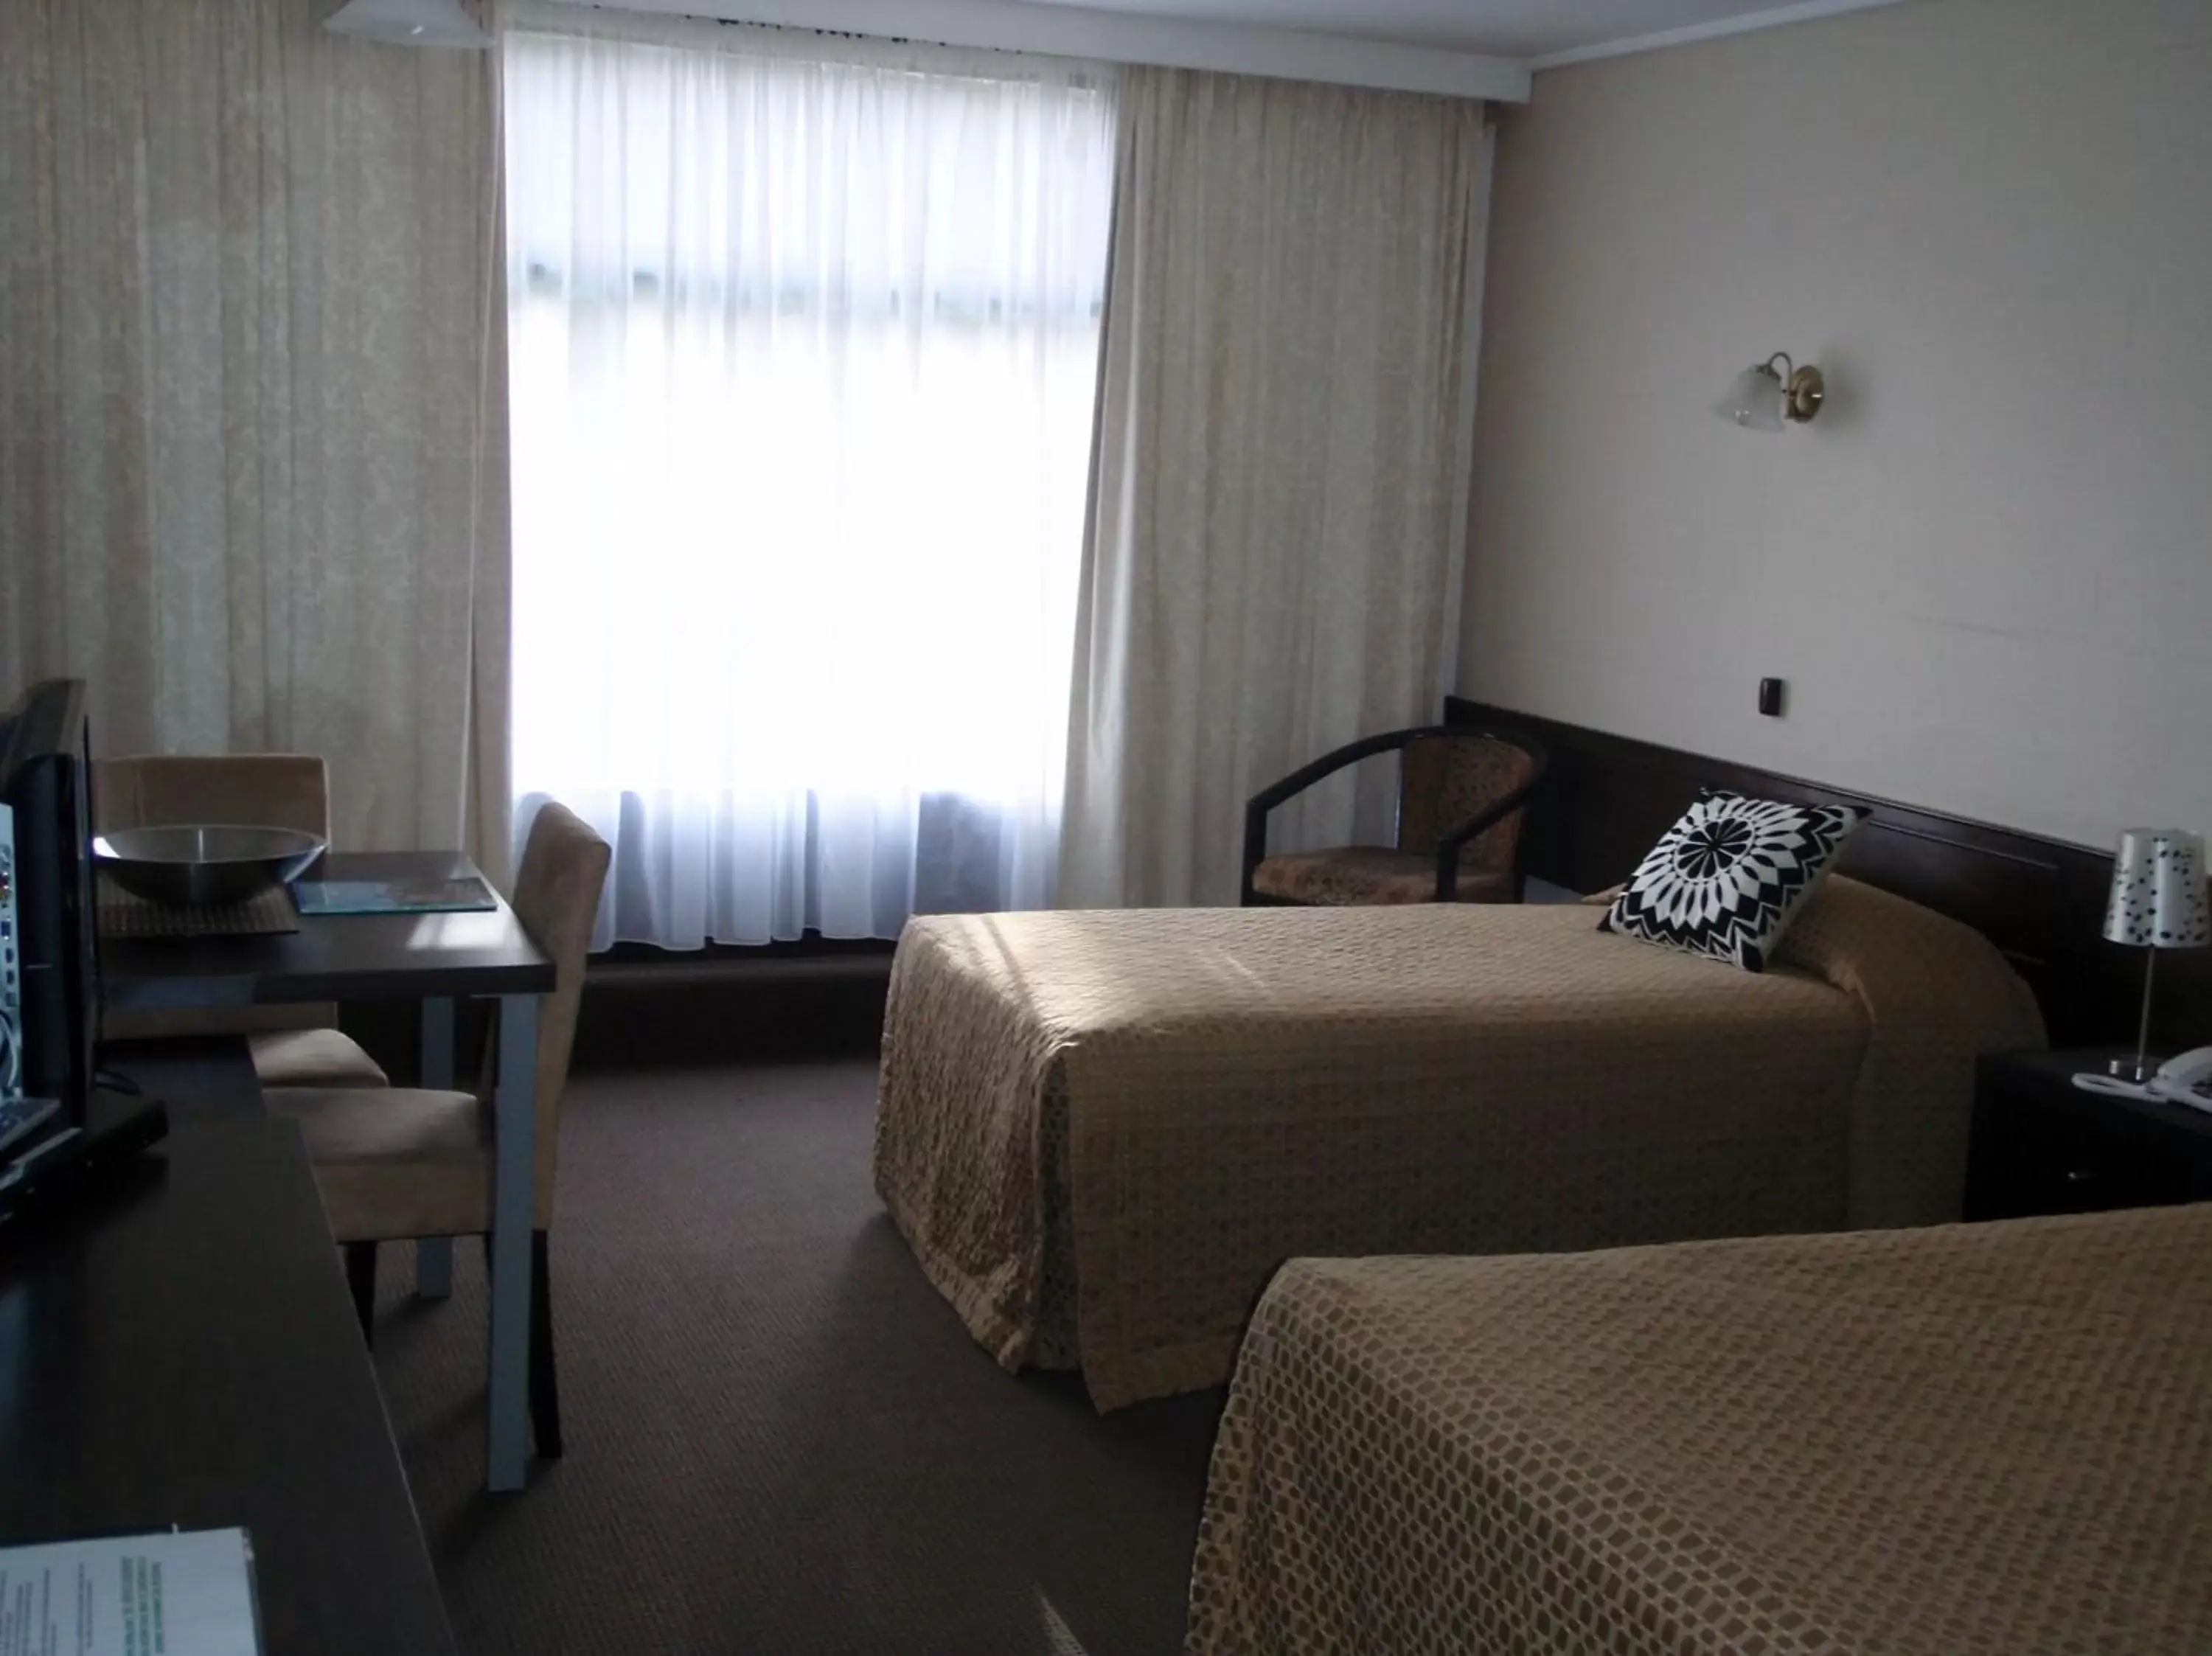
<box><xmin>0</xmin><ymin>1527</ymin><xmax>261</xmax><ymax>1656</ymax></box>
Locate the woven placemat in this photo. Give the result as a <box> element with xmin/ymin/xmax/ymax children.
<box><xmin>97</xmin><ymin>874</ymin><xmax>301</xmax><ymax>939</ymax></box>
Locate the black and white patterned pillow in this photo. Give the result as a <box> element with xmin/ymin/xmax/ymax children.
<box><xmin>1599</xmin><ymin>790</ymin><xmax>1866</xmax><ymax>972</ymax></box>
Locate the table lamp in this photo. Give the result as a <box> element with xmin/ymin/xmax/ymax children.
<box><xmin>2101</xmin><ymin>827</ymin><xmax>2209</xmax><ymax>1082</ymax></box>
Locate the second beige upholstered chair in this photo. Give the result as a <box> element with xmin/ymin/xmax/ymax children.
<box><xmin>265</xmin><ymin>801</ymin><xmax>610</xmax><ymax>1459</ymax></box>
<box><xmin>95</xmin><ymin>754</ymin><xmax>390</xmax><ymax>1090</ymax></box>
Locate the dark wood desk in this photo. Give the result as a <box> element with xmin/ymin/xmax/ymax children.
<box><xmin>100</xmin><ymin>852</ymin><xmax>555</xmax><ymax>1492</ymax></box>
<box><xmin>0</xmin><ymin>1051</ymin><xmax>457</xmax><ymax>1656</ymax></box>
<box><xmin>101</xmin><ymin>852</ymin><xmax>550</xmax><ymax>1011</ymax></box>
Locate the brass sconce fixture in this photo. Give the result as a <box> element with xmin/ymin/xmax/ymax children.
<box><xmin>1721</xmin><ymin>352</ymin><xmax>1825</xmax><ymax>432</ymax></box>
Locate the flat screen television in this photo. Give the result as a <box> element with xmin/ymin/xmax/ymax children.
<box><xmin>0</xmin><ymin>680</ymin><xmax>100</xmax><ymax>1126</ymax></box>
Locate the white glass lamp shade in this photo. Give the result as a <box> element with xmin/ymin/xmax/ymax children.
<box><xmin>1720</xmin><ymin>361</ymin><xmax>1787</xmax><ymax>432</ymax></box>
<box><xmin>324</xmin><ymin>0</ymin><xmax>490</xmax><ymax>47</ymax></box>
<box><xmin>2103</xmin><ymin>829</ymin><xmax>2210</xmax><ymax>948</ymax></box>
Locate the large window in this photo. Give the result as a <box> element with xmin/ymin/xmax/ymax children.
<box><xmin>503</xmin><ymin>12</ymin><xmax>1116</xmax><ymax>946</ymax></box>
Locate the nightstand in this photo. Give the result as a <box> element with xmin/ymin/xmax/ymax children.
<box><xmin>1964</xmin><ymin>1049</ymin><xmax>2212</xmax><ymax>1222</ymax></box>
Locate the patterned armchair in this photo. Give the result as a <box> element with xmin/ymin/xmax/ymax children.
<box><xmin>1241</xmin><ymin>726</ymin><xmax>1548</xmax><ymax>907</ymax></box>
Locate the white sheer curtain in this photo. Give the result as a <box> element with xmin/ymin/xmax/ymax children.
<box><xmin>501</xmin><ymin>7</ymin><xmax>1116</xmax><ymax>947</ymax></box>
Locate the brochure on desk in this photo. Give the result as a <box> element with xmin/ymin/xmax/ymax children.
<box><xmin>0</xmin><ymin>1527</ymin><xmax>263</xmax><ymax>1655</ymax></box>
<box><xmin>293</xmin><ymin>874</ymin><xmax>497</xmax><ymax>916</ymax></box>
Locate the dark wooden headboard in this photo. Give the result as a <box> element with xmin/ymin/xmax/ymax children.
<box><xmin>1447</xmin><ymin>696</ymin><xmax>2209</xmax><ymax>1048</ymax></box>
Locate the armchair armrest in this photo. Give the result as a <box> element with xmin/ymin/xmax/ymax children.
<box><xmin>1430</xmin><ymin>751</ymin><xmax>1549</xmax><ymax>901</ymax></box>
<box><xmin>1240</xmin><ymin>726</ymin><xmax>1453</xmax><ymax>905</ymax></box>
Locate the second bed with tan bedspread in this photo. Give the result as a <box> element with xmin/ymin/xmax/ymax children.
<box><xmin>872</xmin><ymin>876</ymin><xmax>2043</xmax><ymax>1410</ymax></box>
<box><xmin>1186</xmin><ymin>1203</ymin><xmax>2212</xmax><ymax>1654</ymax></box>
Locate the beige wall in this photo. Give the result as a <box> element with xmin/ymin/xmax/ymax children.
<box><xmin>1459</xmin><ymin>0</ymin><xmax>2212</xmax><ymax>850</ymax></box>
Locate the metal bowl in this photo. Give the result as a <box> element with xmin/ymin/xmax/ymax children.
<box><xmin>92</xmin><ymin>824</ymin><xmax>328</xmax><ymax>908</ymax></box>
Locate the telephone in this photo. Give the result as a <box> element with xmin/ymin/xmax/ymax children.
<box><xmin>2073</xmin><ymin>1047</ymin><xmax>2212</xmax><ymax>1113</ymax></box>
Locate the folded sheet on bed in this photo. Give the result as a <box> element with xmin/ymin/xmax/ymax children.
<box><xmin>872</xmin><ymin>877</ymin><xmax>2043</xmax><ymax>1409</ymax></box>
<box><xmin>1187</xmin><ymin>1204</ymin><xmax>2212</xmax><ymax>1655</ymax></box>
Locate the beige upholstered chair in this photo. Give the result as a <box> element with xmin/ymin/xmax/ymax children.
<box><xmin>95</xmin><ymin>754</ymin><xmax>389</xmax><ymax>1089</ymax></box>
<box><xmin>1242</xmin><ymin>726</ymin><xmax>1549</xmax><ymax>906</ymax></box>
<box><xmin>265</xmin><ymin>802</ymin><xmax>610</xmax><ymax>1459</ymax></box>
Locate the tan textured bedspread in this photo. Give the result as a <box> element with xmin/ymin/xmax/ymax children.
<box><xmin>873</xmin><ymin>877</ymin><xmax>2042</xmax><ymax>1410</ymax></box>
<box><xmin>1187</xmin><ymin>1204</ymin><xmax>2212</xmax><ymax>1655</ymax></box>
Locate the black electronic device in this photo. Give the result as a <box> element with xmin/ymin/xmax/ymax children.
<box><xmin>0</xmin><ymin>680</ymin><xmax>167</xmax><ymax>1214</ymax></box>
<box><xmin>0</xmin><ymin>680</ymin><xmax>102</xmax><ymax>1125</ymax></box>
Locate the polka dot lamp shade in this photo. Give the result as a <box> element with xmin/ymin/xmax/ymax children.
<box><xmin>2101</xmin><ymin>829</ymin><xmax>2209</xmax><ymax>950</ymax></box>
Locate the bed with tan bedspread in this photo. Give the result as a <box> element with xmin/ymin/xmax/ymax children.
<box><xmin>872</xmin><ymin>876</ymin><xmax>2044</xmax><ymax>1410</ymax></box>
<box><xmin>1187</xmin><ymin>1203</ymin><xmax>2212</xmax><ymax>1655</ymax></box>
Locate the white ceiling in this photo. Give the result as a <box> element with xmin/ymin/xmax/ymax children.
<box><xmin>1005</xmin><ymin>0</ymin><xmax>1877</xmax><ymax>63</ymax></box>
<box><xmin>605</xmin><ymin>0</ymin><xmax>1907</xmax><ymax>98</ymax></box>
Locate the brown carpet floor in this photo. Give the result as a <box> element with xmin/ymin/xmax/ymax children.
<box><xmin>368</xmin><ymin>1060</ymin><xmax>1223</xmax><ymax>1656</ymax></box>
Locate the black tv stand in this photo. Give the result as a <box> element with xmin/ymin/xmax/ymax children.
<box><xmin>0</xmin><ymin>1087</ymin><xmax>170</xmax><ymax>1227</ymax></box>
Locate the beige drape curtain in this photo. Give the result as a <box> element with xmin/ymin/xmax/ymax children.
<box><xmin>1059</xmin><ymin>66</ymin><xmax>1489</xmax><ymax>909</ymax></box>
<box><xmin>0</xmin><ymin>0</ymin><xmax>510</xmax><ymax>876</ymax></box>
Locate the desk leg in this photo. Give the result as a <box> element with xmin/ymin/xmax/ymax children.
<box><xmin>486</xmin><ymin>992</ymin><xmax>539</xmax><ymax>1494</ymax></box>
<box><xmin>416</xmin><ymin>998</ymin><xmax>456</xmax><ymax>1301</ymax></box>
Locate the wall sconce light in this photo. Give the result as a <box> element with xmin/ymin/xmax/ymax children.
<box><xmin>324</xmin><ymin>0</ymin><xmax>490</xmax><ymax>47</ymax></box>
<box><xmin>1721</xmin><ymin>352</ymin><xmax>1825</xmax><ymax>432</ymax></box>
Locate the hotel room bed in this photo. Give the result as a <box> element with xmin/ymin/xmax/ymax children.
<box><xmin>1185</xmin><ymin>1202</ymin><xmax>2212</xmax><ymax>1655</ymax></box>
<box><xmin>872</xmin><ymin>876</ymin><xmax>2043</xmax><ymax>1410</ymax></box>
